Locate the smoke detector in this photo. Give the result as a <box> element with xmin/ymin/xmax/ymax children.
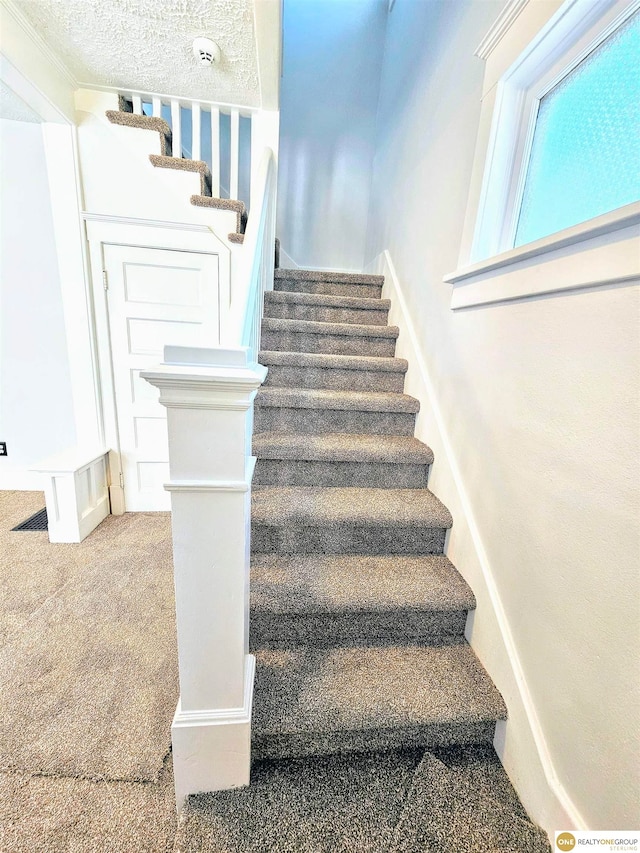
<box><xmin>192</xmin><ymin>37</ymin><xmax>220</xmax><ymax>67</ymax></box>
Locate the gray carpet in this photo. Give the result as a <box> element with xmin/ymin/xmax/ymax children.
<box><xmin>174</xmin><ymin>749</ymin><xmax>423</xmax><ymax>853</ymax></box>
<box><xmin>0</xmin><ymin>492</ymin><xmax>179</xmax><ymax>850</ymax></box>
<box><xmin>0</xmin><ymin>496</ymin><xmax>178</xmax><ymax>782</ymax></box>
<box><xmin>391</xmin><ymin>749</ymin><xmax>551</xmax><ymax>852</ymax></box>
<box><xmin>0</xmin><ymin>754</ymin><xmax>177</xmax><ymax>853</ymax></box>
<box><xmin>174</xmin><ymin>746</ymin><xmax>551</xmax><ymax>853</ymax></box>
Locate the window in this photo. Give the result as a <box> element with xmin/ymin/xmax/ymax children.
<box><xmin>446</xmin><ymin>0</ymin><xmax>640</xmax><ymax>309</ymax></box>
<box><xmin>514</xmin><ymin>11</ymin><xmax>640</xmax><ymax>247</ymax></box>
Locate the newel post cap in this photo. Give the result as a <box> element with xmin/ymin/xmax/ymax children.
<box><xmin>140</xmin><ymin>345</ymin><xmax>267</xmax><ymax>409</ymax></box>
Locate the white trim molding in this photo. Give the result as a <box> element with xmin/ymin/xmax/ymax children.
<box><xmin>369</xmin><ymin>249</ymin><xmax>588</xmax><ymax>833</ymax></box>
<box><xmin>0</xmin><ymin>0</ymin><xmax>77</xmax><ymax>122</ymax></box>
<box><xmin>0</xmin><ymin>0</ymin><xmax>77</xmax><ymax>88</ymax></box>
<box><xmin>171</xmin><ymin>655</ymin><xmax>256</xmax><ymax>807</ymax></box>
<box><xmin>454</xmin><ymin>0</ymin><xmax>640</xmax><ymax>307</ymax></box>
<box><xmin>33</xmin><ymin>447</ymin><xmax>110</xmax><ymax>543</ymax></box>
<box><xmin>446</xmin><ymin>202</ymin><xmax>640</xmax><ymax>309</ymax></box>
<box><xmin>475</xmin><ymin>0</ymin><xmax>530</xmax><ymax>60</ymax></box>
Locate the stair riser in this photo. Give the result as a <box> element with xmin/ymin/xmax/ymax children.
<box><xmin>252</xmin><ymin>720</ymin><xmax>497</xmax><ymax>762</ymax></box>
<box><xmin>254</xmin><ymin>406</ymin><xmax>417</xmax><ymax>436</ymax></box>
<box><xmin>253</xmin><ymin>458</ymin><xmax>430</xmax><ymax>488</ymax></box>
<box><xmin>264</xmin><ymin>303</ymin><xmax>389</xmax><ymax>326</ymax></box>
<box><xmin>250</xmin><ymin>611</ymin><xmax>468</xmax><ymax>649</ymax></box>
<box><xmin>251</xmin><ymin>524</ymin><xmax>447</xmax><ymax>555</ymax></box>
<box><xmin>261</xmin><ymin>330</ymin><xmax>397</xmax><ymax>357</ymax></box>
<box><xmin>275</xmin><ymin>280</ymin><xmax>383</xmax><ymax>299</ymax></box>
<box><xmin>263</xmin><ymin>366</ymin><xmax>405</xmax><ymax>393</ymax></box>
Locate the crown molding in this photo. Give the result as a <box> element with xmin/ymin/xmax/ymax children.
<box><xmin>1</xmin><ymin>0</ymin><xmax>78</xmax><ymax>88</ymax></box>
<box><xmin>475</xmin><ymin>0</ymin><xmax>530</xmax><ymax>60</ymax></box>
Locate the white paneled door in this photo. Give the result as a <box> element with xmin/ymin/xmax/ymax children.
<box><xmin>103</xmin><ymin>244</ymin><xmax>219</xmax><ymax>510</ymax></box>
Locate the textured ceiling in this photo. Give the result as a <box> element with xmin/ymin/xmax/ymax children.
<box><xmin>0</xmin><ymin>80</ymin><xmax>41</xmax><ymax>122</ymax></box>
<box><xmin>14</xmin><ymin>0</ymin><xmax>261</xmax><ymax>107</ymax></box>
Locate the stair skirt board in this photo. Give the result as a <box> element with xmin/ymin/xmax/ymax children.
<box><xmin>105</xmin><ymin>106</ymin><xmax>247</xmax><ymax>244</ymax></box>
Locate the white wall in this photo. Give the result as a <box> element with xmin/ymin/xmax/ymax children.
<box><xmin>276</xmin><ymin>0</ymin><xmax>387</xmax><ymax>271</ymax></box>
<box><xmin>0</xmin><ymin>118</ymin><xmax>76</xmax><ymax>488</ymax></box>
<box><xmin>366</xmin><ymin>0</ymin><xmax>640</xmax><ymax>833</ymax></box>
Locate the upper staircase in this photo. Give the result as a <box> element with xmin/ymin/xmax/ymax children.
<box><xmin>106</xmin><ymin>96</ymin><xmax>249</xmax><ymax>244</ymax></box>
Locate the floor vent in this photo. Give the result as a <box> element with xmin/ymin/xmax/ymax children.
<box><xmin>12</xmin><ymin>508</ymin><xmax>48</xmax><ymax>531</ymax></box>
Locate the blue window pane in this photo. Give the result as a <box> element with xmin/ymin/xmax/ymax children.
<box><xmin>515</xmin><ymin>12</ymin><xmax>640</xmax><ymax>247</ymax></box>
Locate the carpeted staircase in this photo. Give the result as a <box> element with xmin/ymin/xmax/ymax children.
<box><xmin>173</xmin><ymin>268</ymin><xmax>551</xmax><ymax>852</ymax></box>
<box><xmin>106</xmin><ymin>98</ymin><xmax>248</xmax><ymax>244</ymax></box>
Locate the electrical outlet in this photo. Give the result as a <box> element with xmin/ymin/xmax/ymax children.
<box><xmin>0</xmin><ymin>442</ymin><xmax>6</xmax><ymax>456</ymax></box>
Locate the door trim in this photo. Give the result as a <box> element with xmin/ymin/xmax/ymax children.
<box><xmin>84</xmin><ymin>214</ymin><xmax>231</xmax><ymax>512</ymax></box>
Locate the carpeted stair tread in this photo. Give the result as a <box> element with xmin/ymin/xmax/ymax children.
<box><xmin>172</xmin><ymin>750</ymin><xmax>422</xmax><ymax>853</ymax></box>
<box><xmin>251</xmin><ymin>644</ymin><xmax>507</xmax><ymax>760</ymax></box>
<box><xmin>249</xmin><ymin>553</ymin><xmax>473</xmax><ymax>647</ymax></box>
<box><xmin>189</xmin><ymin>196</ymin><xmax>247</xmax><ymax>241</ymax></box>
<box><xmin>275</xmin><ymin>268</ymin><xmax>384</xmax><ymax>285</ymax></box>
<box><xmin>105</xmin><ymin>110</ymin><xmax>171</xmax><ymax>137</ymax></box>
<box><xmin>390</xmin><ymin>751</ymin><xmax>551</xmax><ymax>852</ymax></box>
<box><xmin>253</xmin><ymin>432</ymin><xmax>433</xmax><ymax>465</ymax></box>
<box><xmin>250</xmin><ymin>554</ymin><xmax>475</xmax><ymax>614</ymax></box>
<box><xmin>261</xmin><ymin>316</ymin><xmax>400</xmax><ymax>339</ymax></box>
<box><xmin>105</xmin><ymin>110</ymin><xmax>172</xmax><ymax>156</ymax></box>
<box><xmin>149</xmin><ymin>154</ymin><xmax>212</xmax><ymax>196</ymax></box>
<box><xmin>252</xmin><ymin>486</ymin><xmax>453</xmax><ymax>529</ymax></box>
<box><xmin>265</xmin><ymin>290</ymin><xmax>390</xmax><ymax>310</ymax></box>
<box><xmin>255</xmin><ymin>386</ymin><xmax>420</xmax><ymax>413</ymax></box>
<box><xmin>259</xmin><ymin>350</ymin><xmax>408</xmax><ymax>374</ymax></box>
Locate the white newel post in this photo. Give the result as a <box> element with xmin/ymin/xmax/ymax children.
<box><xmin>141</xmin><ymin>344</ymin><xmax>267</xmax><ymax>808</ymax></box>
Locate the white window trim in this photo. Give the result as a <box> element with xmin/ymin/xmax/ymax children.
<box><xmin>447</xmin><ymin>0</ymin><xmax>640</xmax><ymax>309</ymax></box>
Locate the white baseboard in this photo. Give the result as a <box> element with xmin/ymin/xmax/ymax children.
<box><xmin>367</xmin><ymin>249</ymin><xmax>587</xmax><ymax>835</ymax></box>
<box><xmin>171</xmin><ymin>653</ymin><xmax>255</xmax><ymax>809</ymax></box>
<box><xmin>276</xmin><ymin>245</ymin><xmax>363</xmax><ymax>275</ymax></box>
<box><xmin>277</xmin><ymin>247</ymin><xmax>299</xmax><ymax>269</ymax></box>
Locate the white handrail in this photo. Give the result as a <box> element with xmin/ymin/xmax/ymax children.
<box><xmin>222</xmin><ymin>148</ymin><xmax>276</xmax><ymax>360</ymax></box>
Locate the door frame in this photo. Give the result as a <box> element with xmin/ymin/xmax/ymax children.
<box><xmin>84</xmin><ymin>214</ymin><xmax>231</xmax><ymax>513</ymax></box>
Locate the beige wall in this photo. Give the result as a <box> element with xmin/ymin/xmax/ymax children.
<box><xmin>365</xmin><ymin>0</ymin><xmax>639</xmax><ymax>832</ymax></box>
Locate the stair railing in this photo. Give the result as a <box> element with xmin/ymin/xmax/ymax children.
<box><xmin>223</xmin><ymin>148</ymin><xmax>277</xmax><ymax>359</ymax></box>
<box><xmin>119</xmin><ymin>89</ymin><xmax>253</xmax><ymax>207</ymax></box>
<box><xmin>140</xmin><ymin>144</ymin><xmax>276</xmax><ymax>808</ymax></box>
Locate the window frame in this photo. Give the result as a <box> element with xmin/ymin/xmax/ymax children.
<box><xmin>445</xmin><ymin>0</ymin><xmax>640</xmax><ymax>310</ymax></box>
<box><xmin>470</xmin><ymin>0</ymin><xmax>639</xmax><ymax>263</ymax></box>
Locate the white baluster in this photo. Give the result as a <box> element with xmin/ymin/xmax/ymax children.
<box><xmin>210</xmin><ymin>108</ymin><xmax>220</xmax><ymax>196</ymax></box>
<box><xmin>152</xmin><ymin>96</ymin><xmax>162</xmax><ymax>118</ymax></box>
<box><xmin>171</xmin><ymin>100</ymin><xmax>182</xmax><ymax>158</ymax></box>
<box><xmin>191</xmin><ymin>103</ymin><xmax>201</xmax><ymax>161</ymax></box>
<box><xmin>230</xmin><ymin>109</ymin><xmax>240</xmax><ymax>200</ymax></box>
<box><xmin>132</xmin><ymin>94</ymin><xmax>143</xmax><ymax>115</ymax></box>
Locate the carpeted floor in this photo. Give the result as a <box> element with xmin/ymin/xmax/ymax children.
<box><xmin>0</xmin><ymin>491</ymin><xmax>178</xmax><ymax>850</ymax></box>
